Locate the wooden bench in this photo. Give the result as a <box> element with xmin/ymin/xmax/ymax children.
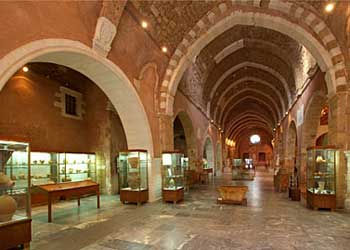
<box><xmin>217</xmin><ymin>185</ymin><xmax>248</xmax><ymax>205</ymax></box>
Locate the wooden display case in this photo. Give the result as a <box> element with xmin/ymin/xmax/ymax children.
<box><xmin>118</xmin><ymin>150</ymin><xmax>149</xmax><ymax>205</ymax></box>
<box><xmin>0</xmin><ymin>140</ymin><xmax>32</xmax><ymax>249</ymax></box>
<box><xmin>162</xmin><ymin>151</ymin><xmax>185</xmax><ymax>204</ymax></box>
<box><xmin>306</xmin><ymin>146</ymin><xmax>337</xmax><ymax>210</ymax></box>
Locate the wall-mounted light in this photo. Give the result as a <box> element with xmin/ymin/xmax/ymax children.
<box><xmin>141</xmin><ymin>21</ymin><xmax>148</xmax><ymax>29</ymax></box>
<box><xmin>22</xmin><ymin>66</ymin><xmax>29</xmax><ymax>72</ymax></box>
<box><xmin>325</xmin><ymin>2</ymin><xmax>335</xmax><ymax>13</ymax></box>
<box><xmin>161</xmin><ymin>46</ymin><xmax>168</xmax><ymax>53</ymax></box>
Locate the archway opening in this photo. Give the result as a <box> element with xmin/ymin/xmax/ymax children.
<box><xmin>203</xmin><ymin>137</ymin><xmax>214</xmax><ymax>169</ymax></box>
<box><xmin>173</xmin><ymin>111</ymin><xmax>196</xmax><ymax>169</ymax></box>
<box><xmin>0</xmin><ymin>40</ymin><xmax>158</xmax><ymax>200</ymax></box>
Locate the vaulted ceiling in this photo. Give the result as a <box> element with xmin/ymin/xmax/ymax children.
<box><xmin>129</xmin><ymin>0</ymin><xmax>336</xmax><ymax>146</ymax></box>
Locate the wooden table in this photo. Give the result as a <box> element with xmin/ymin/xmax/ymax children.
<box><xmin>0</xmin><ymin>216</ymin><xmax>32</xmax><ymax>250</ymax></box>
<box><xmin>37</xmin><ymin>180</ymin><xmax>100</xmax><ymax>222</ymax></box>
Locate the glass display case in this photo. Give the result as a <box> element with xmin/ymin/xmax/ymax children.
<box><xmin>31</xmin><ymin>152</ymin><xmax>58</xmax><ymax>186</ymax></box>
<box><xmin>59</xmin><ymin>153</ymin><xmax>96</xmax><ymax>183</ymax></box>
<box><xmin>306</xmin><ymin>146</ymin><xmax>337</xmax><ymax>210</ymax></box>
<box><xmin>118</xmin><ymin>150</ymin><xmax>148</xmax><ymax>204</ymax></box>
<box><xmin>0</xmin><ymin>140</ymin><xmax>32</xmax><ymax>249</ymax></box>
<box><xmin>162</xmin><ymin>151</ymin><xmax>185</xmax><ymax>203</ymax></box>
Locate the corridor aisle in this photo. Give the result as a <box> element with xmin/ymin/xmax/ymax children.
<box><xmin>31</xmin><ymin>169</ymin><xmax>350</xmax><ymax>250</ymax></box>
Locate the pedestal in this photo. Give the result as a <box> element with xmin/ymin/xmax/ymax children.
<box><xmin>162</xmin><ymin>188</ymin><xmax>184</xmax><ymax>204</ymax></box>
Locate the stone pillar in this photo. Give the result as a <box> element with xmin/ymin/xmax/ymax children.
<box><xmin>159</xmin><ymin>114</ymin><xmax>174</xmax><ymax>152</ymax></box>
<box><xmin>328</xmin><ymin>91</ymin><xmax>350</xmax><ymax>208</ymax></box>
<box><xmin>344</xmin><ymin>151</ymin><xmax>350</xmax><ymax>209</ymax></box>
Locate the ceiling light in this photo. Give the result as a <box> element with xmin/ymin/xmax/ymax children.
<box><xmin>210</xmin><ymin>119</ymin><xmax>214</xmax><ymax>123</ymax></box>
<box><xmin>325</xmin><ymin>2</ymin><xmax>335</xmax><ymax>12</ymax></box>
<box><xmin>22</xmin><ymin>66</ymin><xmax>29</xmax><ymax>72</ymax></box>
<box><xmin>161</xmin><ymin>46</ymin><xmax>168</xmax><ymax>53</ymax></box>
<box><xmin>285</xmin><ymin>111</ymin><xmax>288</xmax><ymax>115</ymax></box>
<box><xmin>141</xmin><ymin>21</ymin><xmax>148</xmax><ymax>29</ymax></box>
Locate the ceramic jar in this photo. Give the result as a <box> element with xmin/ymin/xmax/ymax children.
<box><xmin>0</xmin><ymin>194</ymin><xmax>17</xmax><ymax>222</ymax></box>
<box><xmin>0</xmin><ymin>172</ymin><xmax>14</xmax><ymax>187</ymax></box>
<box><xmin>128</xmin><ymin>157</ymin><xmax>139</xmax><ymax>168</ymax></box>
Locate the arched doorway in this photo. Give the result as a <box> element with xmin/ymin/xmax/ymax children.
<box><xmin>301</xmin><ymin>92</ymin><xmax>327</xmax><ymax>185</ymax></box>
<box><xmin>0</xmin><ymin>39</ymin><xmax>159</xmax><ymax>200</ymax></box>
<box><xmin>203</xmin><ymin>137</ymin><xmax>214</xmax><ymax>169</ymax></box>
<box><xmin>216</xmin><ymin>142</ymin><xmax>222</xmax><ymax>175</ymax></box>
<box><xmin>285</xmin><ymin>121</ymin><xmax>298</xmax><ymax>174</ymax></box>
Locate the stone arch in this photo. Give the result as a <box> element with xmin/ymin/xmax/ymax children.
<box><xmin>134</xmin><ymin>62</ymin><xmax>160</xmax><ymax>113</ymax></box>
<box><xmin>216</xmin><ymin>141</ymin><xmax>222</xmax><ymax>175</ymax></box>
<box><xmin>217</xmin><ymin>88</ymin><xmax>283</xmax><ymax>122</ymax></box>
<box><xmin>300</xmin><ymin>91</ymin><xmax>327</xmax><ymax>184</ymax></box>
<box><xmin>0</xmin><ymin>39</ymin><xmax>159</xmax><ymax>200</ymax></box>
<box><xmin>203</xmin><ymin>136</ymin><xmax>214</xmax><ymax>169</ymax></box>
<box><xmin>285</xmin><ymin>120</ymin><xmax>298</xmax><ymax>173</ymax></box>
<box><xmin>212</xmin><ymin>76</ymin><xmax>287</xmax><ymax>119</ymax></box>
<box><xmin>160</xmin><ymin>2</ymin><xmax>346</xmax><ymax>115</ymax></box>
<box><xmin>173</xmin><ymin>110</ymin><xmax>197</xmax><ymax>168</ymax></box>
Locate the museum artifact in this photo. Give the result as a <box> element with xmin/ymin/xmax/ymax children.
<box><xmin>307</xmin><ymin>146</ymin><xmax>337</xmax><ymax>210</ymax></box>
<box><xmin>161</xmin><ymin>151</ymin><xmax>185</xmax><ymax>203</ymax></box>
<box><xmin>118</xmin><ymin>150</ymin><xmax>148</xmax><ymax>205</ymax></box>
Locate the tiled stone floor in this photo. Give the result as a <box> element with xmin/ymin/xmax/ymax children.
<box><xmin>31</xmin><ymin>169</ymin><xmax>350</xmax><ymax>250</ymax></box>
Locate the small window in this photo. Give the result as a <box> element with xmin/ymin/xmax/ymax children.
<box><xmin>54</xmin><ymin>86</ymin><xmax>84</xmax><ymax>120</ymax></box>
<box><xmin>65</xmin><ymin>94</ymin><xmax>77</xmax><ymax>116</ymax></box>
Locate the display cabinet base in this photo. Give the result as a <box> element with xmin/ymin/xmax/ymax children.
<box><xmin>289</xmin><ymin>187</ymin><xmax>301</xmax><ymax>201</ymax></box>
<box><xmin>162</xmin><ymin>188</ymin><xmax>184</xmax><ymax>204</ymax></box>
<box><xmin>0</xmin><ymin>218</ymin><xmax>31</xmax><ymax>250</ymax></box>
<box><xmin>120</xmin><ymin>189</ymin><xmax>148</xmax><ymax>205</ymax></box>
<box><xmin>307</xmin><ymin>191</ymin><xmax>336</xmax><ymax>210</ymax></box>
<box><xmin>217</xmin><ymin>198</ymin><xmax>247</xmax><ymax>206</ymax></box>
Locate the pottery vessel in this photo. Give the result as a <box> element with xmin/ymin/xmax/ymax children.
<box><xmin>0</xmin><ymin>172</ymin><xmax>14</xmax><ymax>187</ymax></box>
<box><xmin>128</xmin><ymin>157</ymin><xmax>139</xmax><ymax>168</ymax></box>
<box><xmin>0</xmin><ymin>194</ymin><xmax>17</xmax><ymax>222</ymax></box>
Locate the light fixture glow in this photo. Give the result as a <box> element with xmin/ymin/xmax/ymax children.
<box><xmin>161</xmin><ymin>46</ymin><xmax>168</xmax><ymax>53</ymax></box>
<box><xmin>250</xmin><ymin>134</ymin><xmax>261</xmax><ymax>144</ymax></box>
<box><xmin>22</xmin><ymin>66</ymin><xmax>29</xmax><ymax>72</ymax></box>
<box><xmin>325</xmin><ymin>2</ymin><xmax>335</xmax><ymax>12</ymax></box>
<box><xmin>141</xmin><ymin>21</ymin><xmax>148</xmax><ymax>28</ymax></box>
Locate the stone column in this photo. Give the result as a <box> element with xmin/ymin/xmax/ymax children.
<box><xmin>344</xmin><ymin>151</ymin><xmax>350</xmax><ymax>209</ymax></box>
<box><xmin>159</xmin><ymin>114</ymin><xmax>174</xmax><ymax>152</ymax></box>
<box><xmin>328</xmin><ymin>91</ymin><xmax>350</xmax><ymax>208</ymax></box>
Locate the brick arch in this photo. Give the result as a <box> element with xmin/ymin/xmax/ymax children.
<box><xmin>227</xmin><ymin>116</ymin><xmax>273</xmax><ymax>139</ymax></box>
<box><xmin>215</xmin><ymin>87</ymin><xmax>284</xmax><ymax>122</ymax></box>
<box><xmin>285</xmin><ymin>120</ymin><xmax>298</xmax><ymax>172</ymax></box>
<box><xmin>300</xmin><ymin>91</ymin><xmax>327</xmax><ymax>184</ymax></box>
<box><xmin>173</xmin><ymin>110</ymin><xmax>197</xmax><ymax>165</ymax></box>
<box><xmin>0</xmin><ymin>39</ymin><xmax>161</xmax><ymax>201</ymax></box>
<box><xmin>221</xmin><ymin>96</ymin><xmax>279</xmax><ymax>125</ymax></box>
<box><xmin>211</xmin><ymin>77</ymin><xmax>287</xmax><ymax>120</ymax></box>
<box><xmin>226</xmin><ymin>113</ymin><xmax>274</xmax><ymax>136</ymax></box>
<box><xmin>160</xmin><ymin>1</ymin><xmax>346</xmax><ymax>115</ymax></box>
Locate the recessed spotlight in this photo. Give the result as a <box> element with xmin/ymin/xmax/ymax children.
<box><xmin>325</xmin><ymin>2</ymin><xmax>335</xmax><ymax>12</ymax></box>
<box><xmin>141</xmin><ymin>21</ymin><xmax>148</xmax><ymax>29</ymax></box>
<box><xmin>285</xmin><ymin>111</ymin><xmax>288</xmax><ymax>115</ymax></box>
<box><xmin>210</xmin><ymin>119</ymin><xmax>214</xmax><ymax>123</ymax></box>
<box><xmin>22</xmin><ymin>66</ymin><xmax>29</xmax><ymax>72</ymax></box>
<box><xmin>161</xmin><ymin>46</ymin><xmax>168</xmax><ymax>53</ymax></box>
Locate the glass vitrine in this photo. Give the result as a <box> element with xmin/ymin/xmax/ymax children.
<box><xmin>58</xmin><ymin>153</ymin><xmax>96</xmax><ymax>183</ymax></box>
<box><xmin>162</xmin><ymin>152</ymin><xmax>184</xmax><ymax>191</ymax></box>
<box><xmin>0</xmin><ymin>140</ymin><xmax>32</xmax><ymax>248</ymax></box>
<box><xmin>31</xmin><ymin>152</ymin><xmax>58</xmax><ymax>185</ymax></box>
<box><xmin>306</xmin><ymin>146</ymin><xmax>337</xmax><ymax>210</ymax></box>
<box><xmin>118</xmin><ymin>150</ymin><xmax>148</xmax><ymax>204</ymax></box>
<box><xmin>162</xmin><ymin>151</ymin><xmax>185</xmax><ymax>203</ymax></box>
